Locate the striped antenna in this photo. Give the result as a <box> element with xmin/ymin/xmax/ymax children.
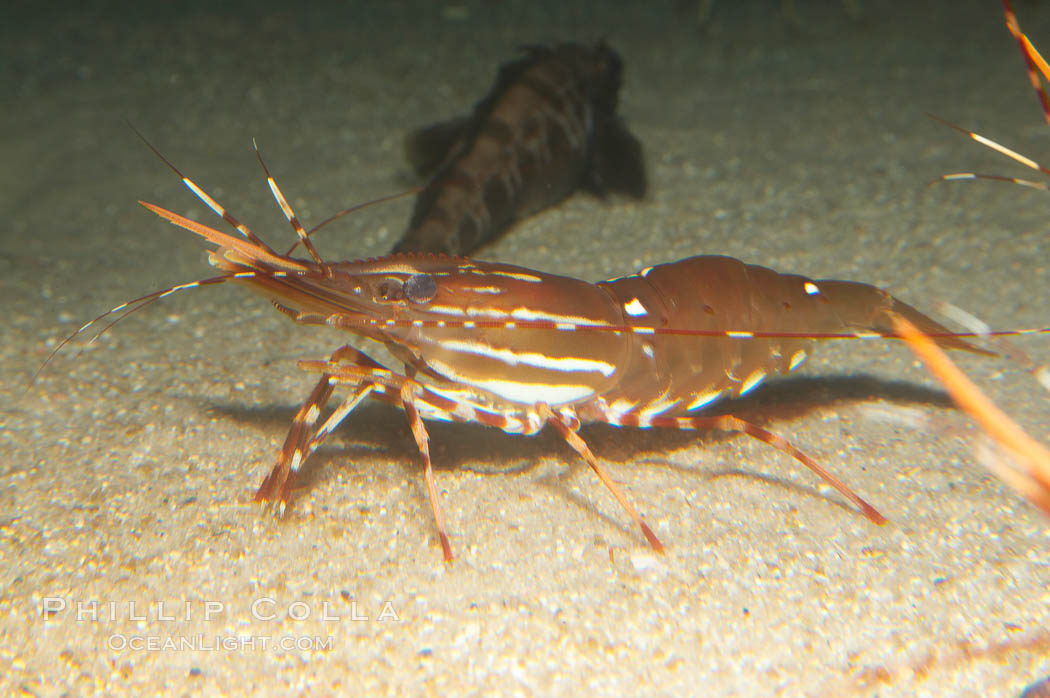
<box><xmin>31</xmin><ymin>274</ymin><xmax>241</xmax><ymax>387</ymax></box>
<box><xmin>251</xmin><ymin>139</ymin><xmax>324</xmax><ymax>266</ymax></box>
<box><xmin>930</xmin><ymin>113</ymin><xmax>1050</xmax><ymax>188</ymax></box>
<box><xmin>936</xmin><ymin>2</ymin><xmax>1050</xmax><ymax>186</ymax></box>
<box><xmin>128</xmin><ymin>123</ymin><xmax>279</xmax><ymax>254</ymax></box>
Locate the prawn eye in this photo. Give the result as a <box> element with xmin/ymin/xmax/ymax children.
<box><xmin>404</xmin><ymin>274</ymin><xmax>437</xmax><ymax>303</ymax></box>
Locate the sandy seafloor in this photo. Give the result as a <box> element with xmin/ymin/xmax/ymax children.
<box><xmin>2</xmin><ymin>0</ymin><xmax>1050</xmax><ymax>695</ymax></box>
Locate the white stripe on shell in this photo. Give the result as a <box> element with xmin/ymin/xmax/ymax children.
<box><xmin>437</xmin><ymin>339</ymin><xmax>616</xmax><ymax>377</ymax></box>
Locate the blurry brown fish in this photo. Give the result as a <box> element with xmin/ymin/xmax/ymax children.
<box><xmin>392</xmin><ymin>41</ymin><xmax>646</xmax><ymax>256</ymax></box>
